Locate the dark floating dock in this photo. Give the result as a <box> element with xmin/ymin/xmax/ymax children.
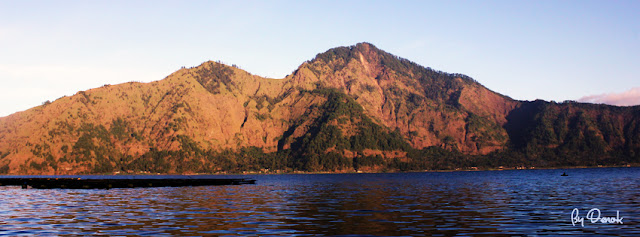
<box><xmin>0</xmin><ymin>176</ymin><xmax>256</xmax><ymax>189</ymax></box>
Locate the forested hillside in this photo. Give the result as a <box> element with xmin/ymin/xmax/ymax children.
<box><xmin>0</xmin><ymin>43</ymin><xmax>638</xmax><ymax>174</ymax></box>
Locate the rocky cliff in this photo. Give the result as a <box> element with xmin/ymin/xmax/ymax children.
<box><xmin>1</xmin><ymin>43</ymin><xmax>638</xmax><ymax>174</ymax></box>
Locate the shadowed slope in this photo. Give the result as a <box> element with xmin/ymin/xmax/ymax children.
<box><xmin>0</xmin><ymin>43</ymin><xmax>638</xmax><ymax>174</ymax></box>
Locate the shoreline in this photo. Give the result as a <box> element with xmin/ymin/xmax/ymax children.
<box><xmin>2</xmin><ymin>164</ymin><xmax>637</xmax><ymax>176</ymax></box>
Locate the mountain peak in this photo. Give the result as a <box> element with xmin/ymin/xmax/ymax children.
<box><xmin>309</xmin><ymin>42</ymin><xmax>381</xmax><ymax>65</ymax></box>
<box><xmin>0</xmin><ymin>43</ymin><xmax>638</xmax><ymax>175</ymax></box>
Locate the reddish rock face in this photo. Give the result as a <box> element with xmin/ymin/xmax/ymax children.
<box><xmin>0</xmin><ymin>43</ymin><xmax>638</xmax><ymax>174</ymax></box>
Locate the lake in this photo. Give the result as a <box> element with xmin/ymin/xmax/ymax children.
<box><xmin>1</xmin><ymin>167</ymin><xmax>638</xmax><ymax>236</ymax></box>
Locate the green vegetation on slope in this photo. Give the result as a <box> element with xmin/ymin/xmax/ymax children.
<box><xmin>1</xmin><ymin>43</ymin><xmax>639</xmax><ymax>175</ymax></box>
<box><xmin>503</xmin><ymin>101</ymin><xmax>640</xmax><ymax>167</ymax></box>
<box><xmin>193</xmin><ymin>61</ymin><xmax>236</xmax><ymax>94</ymax></box>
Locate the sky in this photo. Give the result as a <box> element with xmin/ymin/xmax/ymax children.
<box><xmin>1</xmin><ymin>0</ymin><xmax>639</xmax><ymax>117</ymax></box>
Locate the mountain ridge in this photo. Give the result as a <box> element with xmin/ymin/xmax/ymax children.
<box><xmin>1</xmin><ymin>42</ymin><xmax>638</xmax><ymax>174</ymax></box>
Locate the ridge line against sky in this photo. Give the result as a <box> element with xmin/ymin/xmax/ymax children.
<box><xmin>1</xmin><ymin>0</ymin><xmax>639</xmax><ymax>117</ymax></box>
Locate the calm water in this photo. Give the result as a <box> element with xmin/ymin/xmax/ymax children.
<box><xmin>1</xmin><ymin>167</ymin><xmax>638</xmax><ymax>236</ymax></box>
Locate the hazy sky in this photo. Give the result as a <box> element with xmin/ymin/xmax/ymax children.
<box><xmin>1</xmin><ymin>0</ymin><xmax>639</xmax><ymax>117</ymax></box>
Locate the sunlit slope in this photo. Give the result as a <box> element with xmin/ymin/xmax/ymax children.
<box><xmin>0</xmin><ymin>43</ymin><xmax>638</xmax><ymax>174</ymax></box>
<box><xmin>0</xmin><ymin>64</ymin><xmax>298</xmax><ymax>174</ymax></box>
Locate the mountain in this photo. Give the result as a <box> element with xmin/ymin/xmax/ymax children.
<box><xmin>1</xmin><ymin>43</ymin><xmax>639</xmax><ymax>174</ymax></box>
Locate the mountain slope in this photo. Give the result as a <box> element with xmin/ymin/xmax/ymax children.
<box><xmin>0</xmin><ymin>43</ymin><xmax>638</xmax><ymax>174</ymax></box>
<box><xmin>299</xmin><ymin>43</ymin><xmax>519</xmax><ymax>154</ymax></box>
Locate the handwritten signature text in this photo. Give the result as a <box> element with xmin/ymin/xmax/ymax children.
<box><xmin>571</xmin><ymin>208</ymin><xmax>624</xmax><ymax>227</ymax></box>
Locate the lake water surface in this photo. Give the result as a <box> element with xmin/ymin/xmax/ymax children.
<box><xmin>1</xmin><ymin>167</ymin><xmax>638</xmax><ymax>236</ymax></box>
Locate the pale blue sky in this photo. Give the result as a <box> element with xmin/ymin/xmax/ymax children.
<box><xmin>1</xmin><ymin>0</ymin><xmax>639</xmax><ymax>117</ymax></box>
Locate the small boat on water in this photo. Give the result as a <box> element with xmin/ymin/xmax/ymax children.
<box><xmin>0</xmin><ymin>177</ymin><xmax>256</xmax><ymax>189</ymax></box>
<box><xmin>561</xmin><ymin>172</ymin><xmax>568</xmax><ymax>176</ymax></box>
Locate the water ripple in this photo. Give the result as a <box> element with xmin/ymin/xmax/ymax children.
<box><xmin>0</xmin><ymin>168</ymin><xmax>638</xmax><ymax>236</ymax></box>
